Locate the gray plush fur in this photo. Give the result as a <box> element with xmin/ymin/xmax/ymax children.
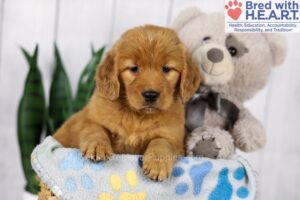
<box><xmin>172</xmin><ymin>7</ymin><xmax>287</xmax><ymax>158</ymax></box>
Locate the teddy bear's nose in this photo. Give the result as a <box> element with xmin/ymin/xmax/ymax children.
<box><xmin>207</xmin><ymin>48</ymin><xmax>224</xmax><ymax>63</ymax></box>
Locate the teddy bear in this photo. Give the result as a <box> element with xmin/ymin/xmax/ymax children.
<box><xmin>172</xmin><ymin>7</ymin><xmax>287</xmax><ymax>158</ymax></box>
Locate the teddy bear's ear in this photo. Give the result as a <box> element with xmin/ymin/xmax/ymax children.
<box><xmin>171</xmin><ymin>7</ymin><xmax>204</xmax><ymax>31</ymax></box>
<box><xmin>264</xmin><ymin>33</ymin><xmax>287</xmax><ymax>67</ymax></box>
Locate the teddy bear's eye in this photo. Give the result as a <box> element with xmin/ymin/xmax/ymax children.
<box><xmin>203</xmin><ymin>36</ymin><xmax>211</xmax><ymax>41</ymax></box>
<box><xmin>228</xmin><ymin>46</ymin><xmax>238</xmax><ymax>57</ymax></box>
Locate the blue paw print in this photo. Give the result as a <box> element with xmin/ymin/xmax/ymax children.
<box><xmin>89</xmin><ymin>162</ymin><xmax>104</xmax><ymax>171</ymax></box>
<box><xmin>173</xmin><ymin>158</ymin><xmax>251</xmax><ymax>199</ymax></box>
<box><xmin>81</xmin><ymin>173</ymin><xmax>94</xmax><ymax>190</ymax></box>
<box><xmin>65</xmin><ymin>177</ymin><xmax>77</xmax><ymax>192</ymax></box>
<box><xmin>236</xmin><ymin>187</ymin><xmax>249</xmax><ymax>198</ymax></box>
<box><xmin>233</xmin><ymin>167</ymin><xmax>249</xmax><ymax>199</ymax></box>
<box><xmin>189</xmin><ymin>162</ymin><xmax>213</xmax><ymax>195</ymax></box>
<box><xmin>209</xmin><ymin>166</ymin><xmax>249</xmax><ymax>200</ymax></box>
<box><xmin>234</xmin><ymin>167</ymin><xmax>246</xmax><ymax>180</ymax></box>
<box><xmin>175</xmin><ymin>183</ymin><xmax>189</xmax><ymax>195</ymax></box>
<box><xmin>64</xmin><ymin>174</ymin><xmax>94</xmax><ymax>192</ymax></box>
<box><xmin>59</xmin><ymin>150</ymin><xmax>86</xmax><ymax>171</ymax></box>
<box><xmin>60</xmin><ymin>149</ymin><xmax>104</xmax><ymax>193</ymax></box>
<box><xmin>209</xmin><ymin>167</ymin><xmax>233</xmax><ymax>200</ymax></box>
<box><xmin>58</xmin><ymin>149</ymin><xmax>105</xmax><ymax>171</ymax></box>
<box><xmin>173</xmin><ymin>157</ymin><xmax>213</xmax><ymax>196</ymax></box>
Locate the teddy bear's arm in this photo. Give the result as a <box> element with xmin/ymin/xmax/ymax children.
<box><xmin>231</xmin><ymin>106</ymin><xmax>266</xmax><ymax>152</ymax></box>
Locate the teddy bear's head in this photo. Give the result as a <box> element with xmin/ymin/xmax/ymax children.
<box><xmin>172</xmin><ymin>7</ymin><xmax>287</xmax><ymax>102</ymax></box>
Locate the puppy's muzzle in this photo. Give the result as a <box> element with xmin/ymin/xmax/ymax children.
<box><xmin>142</xmin><ymin>90</ymin><xmax>160</xmax><ymax>102</ymax></box>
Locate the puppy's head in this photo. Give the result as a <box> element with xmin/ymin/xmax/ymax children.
<box><xmin>96</xmin><ymin>25</ymin><xmax>200</xmax><ymax>114</ymax></box>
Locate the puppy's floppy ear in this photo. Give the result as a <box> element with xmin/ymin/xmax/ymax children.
<box><xmin>180</xmin><ymin>49</ymin><xmax>201</xmax><ymax>103</ymax></box>
<box><xmin>96</xmin><ymin>51</ymin><xmax>120</xmax><ymax>100</ymax></box>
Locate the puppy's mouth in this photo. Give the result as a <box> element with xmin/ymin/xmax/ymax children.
<box><xmin>141</xmin><ymin>105</ymin><xmax>160</xmax><ymax>113</ymax></box>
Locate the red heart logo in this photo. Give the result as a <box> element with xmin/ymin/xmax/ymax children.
<box><xmin>227</xmin><ymin>8</ymin><xmax>242</xmax><ymax>20</ymax></box>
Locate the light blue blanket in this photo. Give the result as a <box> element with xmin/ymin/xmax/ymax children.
<box><xmin>31</xmin><ymin>136</ymin><xmax>256</xmax><ymax>200</ymax></box>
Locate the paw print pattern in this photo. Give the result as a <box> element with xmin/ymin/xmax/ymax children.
<box><xmin>58</xmin><ymin>149</ymin><xmax>104</xmax><ymax>171</ymax></box>
<box><xmin>173</xmin><ymin>157</ymin><xmax>251</xmax><ymax>199</ymax></box>
<box><xmin>65</xmin><ymin>177</ymin><xmax>77</xmax><ymax>193</ymax></box>
<box><xmin>209</xmin><ymin>168</ymin><xmax>233</xmax><ymax>200</ymax></box>
<box><xmin>59</xmin><ymin>150</ymin><xmax>86</xmax><ymax>171</ymax></box>
<box><xmin>189</xmin><ymin>162</ymin><xmax>213</xmax><ymax>195</ymax></box>
<box><xmin>225</xmin><ymin>0</ymin><xmax>242</xmax><ymax>20</ymax></box>
<box><xmin>58</xmin><ymin>152</ymin><xmax>250</xmax><ymax>199</ymax></box>
<box><xmin>64</xmin><ymin>174</ymin><xmax>94</xmax><ymax>193</ymax></box>
<box><xmin>90</xmin><ymin>162</ymin><xmax>105</xmax><ymax>171</ymax></box>
<box><xmin>98</xmin><ymin>170</ymin><xmax>146</xmax><ymax>200</ymax></box>
<box><xmin>236</xmin><ymin>187</ymin><xmax>249</xmax><ymax>199</ymax></box>
<box><xmin>233</xmin><ymin>167</ymin><xmax>245</xmax><ymax>180</ymax></box>
<box><xmin>59</xmin><ymin>149</ymin><xmax>103</xmax><ymax>193</ymax></box>
<box><xmin>81</xmin><ymin>173</ymin><xmax>94</xmax><ymax>190</ymax></box>
<box><xmin>173</xmin><ymin>157</ymin><xmax>213</xmax><ymax>196</ymax></box>
<box><xmin>208</xmin><ymin>166</ymin><xmax>249</xmax><ymax>199</ymax></box>
<box><xmin>233</xmin><ymin>167</ymin><xmax>249</xmax><ymax>199</ymax></box>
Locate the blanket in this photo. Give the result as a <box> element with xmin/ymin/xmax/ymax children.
<box><xmin>31</xmin><ymin>136</ymin><xmax>257</xmax><ymax>200</ymax></box>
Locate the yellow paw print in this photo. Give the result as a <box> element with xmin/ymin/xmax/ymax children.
<box><xmin>98</xmin><ymin>170</ymin><xmax>146</xmax><ymax>200</ymax></box>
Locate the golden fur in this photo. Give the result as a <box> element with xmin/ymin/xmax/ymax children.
<box><xmin>54</xmin><ymin>25</ymin><xmax>200</xmax><ymax>181</ymax></box>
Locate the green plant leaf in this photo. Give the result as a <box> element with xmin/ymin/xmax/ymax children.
<box><xmin>91</xmin><ymin>44</ymin><xmax>96</xmax><ymax>56</ymax></box>
<box><xmin>48</xmin><ymin>44</ymin><xmax>73</xmax><ymax>134</ymax></box>
<box><xmin>73</xmin><ymin>46</ymin><xmax>105</xmax><ymax>112</ymax></box>
<box><xmin>17</xmin><ymin>45</ymin><xmax>46</xmax><ymax>194</ymax></box>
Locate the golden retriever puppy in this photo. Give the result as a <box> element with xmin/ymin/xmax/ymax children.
<box><xmin>53</xmin><ymin>25</ymin><xmax>200</xmax><ymax>181</ymax></box>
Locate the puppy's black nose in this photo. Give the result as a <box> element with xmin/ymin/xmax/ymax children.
<box><xmin>207</xmin><ymin>48</ymin><xmax>224</xmax><ymax>63</ymax></box>
<box><xmin>142</xmin><ymin>90</ymin><xmax>160</xmax><ymax>102</ymax></box>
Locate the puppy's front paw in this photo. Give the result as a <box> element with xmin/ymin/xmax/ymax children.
<box><xmin>142</xmin><ymin>154</ymin><xmax>174</xmax><ymax>181</ymax></box>
<box><xmin>80</xmin><ymin>141</ymin><xmax>113</xmax><ymax>161</ymax></box>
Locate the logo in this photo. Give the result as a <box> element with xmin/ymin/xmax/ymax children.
<box><xmin>225</xmin><ymin>0</ymin><xmax>300</xmax><ymax>33</ymax></box>
<box><xmin>225</xmin><ymin>0</ymin><xmax>243</xmax><ymax>20</ymax></box>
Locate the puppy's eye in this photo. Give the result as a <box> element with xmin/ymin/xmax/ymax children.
<box><xmin>162</xmin><ymin>66</ymin><xmax>171</xmax><ymax>74</ymax></box>
<box><xmin>130</xmin><ymin>66</ymin><xmax>139</xmax><ymax>74</ymax></box>
<box><xmin>228</xmin><ymin>46</ymin><xmax>238</xmax><ymax>57</ymax></box>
